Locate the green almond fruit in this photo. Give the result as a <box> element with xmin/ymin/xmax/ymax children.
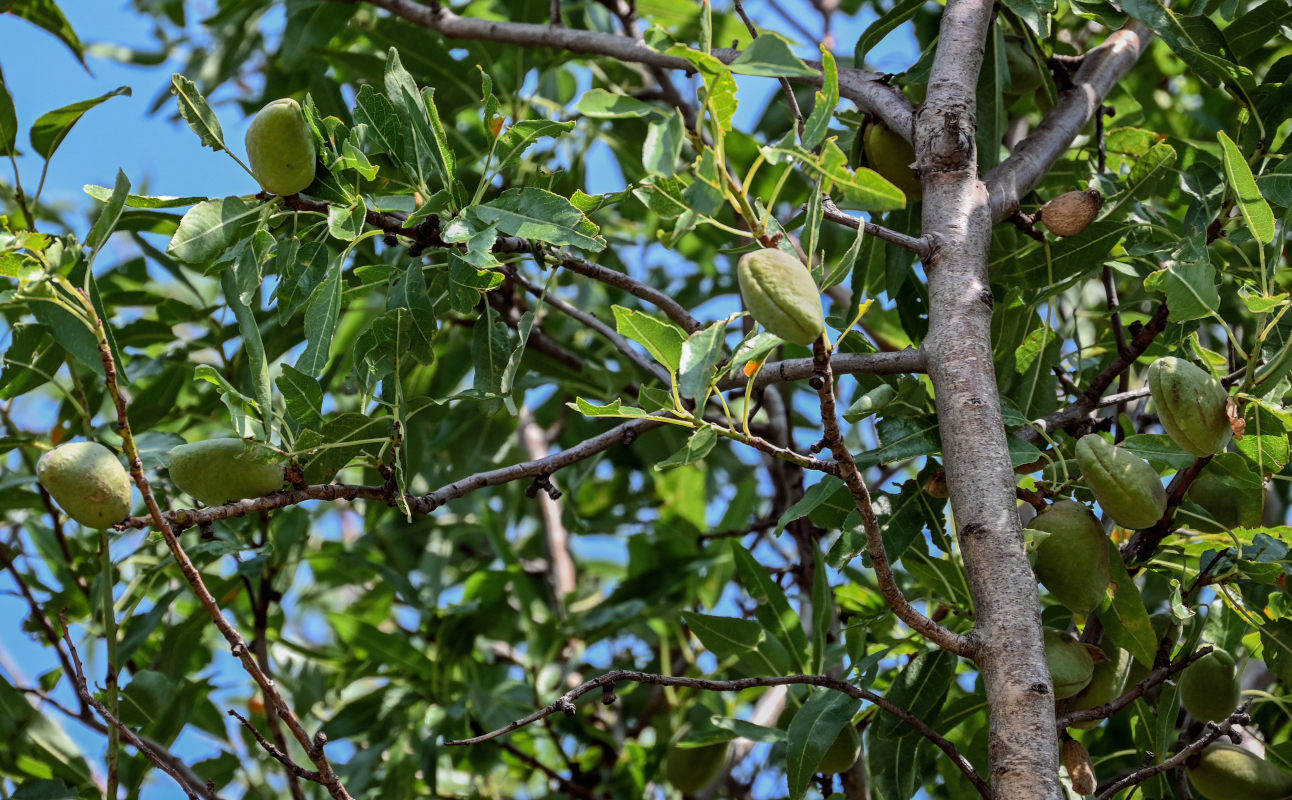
<box><xmin>1148</xmin><ymin>357</ymin><xmax>1231</xmax><ymax>457</ymax></box>
<box><xmin>817</xmin><ymin>725</ymin><xmax>861</xmax><ymax>775</ymax></box>
<box><xmin>1027</xmin><ymin>500</ymin><xmax>1110</xmax><ymax>614</ymax></box>
<box><xmin>1067</xmin><ymin>647</ymin><xmax>1132</xmax><ymax>729</ymax></box>
<box><xmin>1187</xmin><ymin>743</ymin><xmax>1292</xmax><ymax>800</ymax></box>
<box><xmin>1074</xmin><ymin>435</ymin><xmax>1166</xmax><ymax>530</ymax></box>
<box><xmin>1179</xmin><ymin>648</ymin><xmax>1240</xmax><ymax>723</ymax></box>
<box><xmin>245</xmin><ymin>98</ymin><xmax>317</xmax><ymax>196</ymax></box>
<box><xmin>861</xmin><ymin>120</ymin><xmax>922</xmax><ymax>201</ymax></box>
<box><xmin>1044</xmin><ymin>628</ymin><xmax>1094</xmax><ymax>700</ymax></box>
<box><xmin>664</xmin><ymin>741</ymin><xmax>729</xmax><ymax>794</ymax></box>
<box><xmin>168</xmin><ymin>438</ymin><xmax>286</xmax><ymax>506</ymax></box>
<box><xmin>37</xmin><ymin>441</ymin><xmax>133</xmax><ymax>528</ymax></box>
<box><xmin>1187</xmin><ymin>466</ymin><xmax>1262</xmax><ymax>532</ymax></box>
<box><xmin>737</xmin><ymin>248</ymin><xmax>825</xmax><ymax>347</ymax></box>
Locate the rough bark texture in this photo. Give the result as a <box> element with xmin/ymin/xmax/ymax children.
<box><xmin>918</xmin><ymin>1</ymin><xmax>1062</xmax><ymax>797</ymax></box>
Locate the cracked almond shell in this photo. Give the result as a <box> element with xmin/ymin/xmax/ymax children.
<box><xmin>1039</xmin><ymin>189</ymin><xmax>1101</xmax><ymax>237</ymax></box>
<box><xmin>1074</xmin><ymin>435</ymin><xmax>1166</xmax><ymax>530</ymax></box>
<box><xmin>38</xmin><ymin>441</ymin><xmax>133</xmax><ymax>528</ymax></box>
<box><xmin>1148</xmin><ymin>356</ymin><xmax>1231</xmax><ymax>457</ymax></box>
<box><xmin>737</xmin><ymin>248</ymin><xmax>825</xmax><ymax>346</ymax></box>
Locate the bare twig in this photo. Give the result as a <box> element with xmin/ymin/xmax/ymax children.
<box><xmin>1093</xmin><ymin>709</ymin><xmax>1248</xmax><ymax>800</ymax></box>
<box><xmin>1057</xmin><ymin>647</ymin><xmax>1212</xmax><ymax>729</ymax></box>
<box><xmin>811</xmin><ymin>337</ymin><xmax>973</xmax><ymax>657</ymax></box>
<box><xmin>821</xmin><ymin>197</ymin><xmax>932</xmax><ymax>259</ymax></box>
<box><xmin>444</xmin><ymin>669</ymin><xmax>989</xmax><ymax>798</ymax></box>
<box><xmin>86</xmin><ymin>297</ymin><xmax>353</xmax><ymax>800</ymax></box>
<box><xmin>556</xmin><ymin>254</ymin><xmax>703</xmax><ymax>333</ymax></box>
<box><xmin>227</xmin><ymin>710</ymin><xmax>326</xmax><ymax>783</ymax></box>
<box><xmin>518</xmin><ymin>407</ymin><xmax>577</xmax><ymax>613</ymax></box>
<box><xmin>59</xmin><ymin>612</ymin><xmax>204</xmax><ymax>800</ymax></box>
<box><xmin>733</xmin><ymin>0</ymin><xmax>805</xmax><ymax>135</ymax></box>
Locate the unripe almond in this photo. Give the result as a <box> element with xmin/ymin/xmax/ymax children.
<box><xmin>246</xmin><ymin>98</ymin><xmax>317</xmax><ymax>196</ymax></box>
<box><xmin>1027</xmin><ymin>500</ymin><xmax>1110</xmax><ymax>614</ymax></box>
<box><xmin>1187</xmin><ymin>743</ymin><xmax>1292</xmax><ymax>800</ymax></box>
<box><xmin>1074</xmin><ymin>435</ymin><xmax>1166</xmax><ymax>530</ymax></box>
<box><xmin>1147</xmin><ymin>357</ymin><xmax>1231</xmax><ymax>457</ymax></box>
<box><xmin>737</xmin><ymin>248</ymin><xmax>825</xmax><ymax>346</ymax></box>
<box><xmin>1040</xmin><ymin>189</ymin><xmax>1101</xmax><ymax>237</ymax></box>
<box><xmin>168</xmin><ymin>438</ymin><xmax>286</xmax><ymax>506</ymax></box>
<box><xmin>1179</xmin><ymin>648</ymin><xmax>1239</xmax><ymax>723</ymax></box>
<box><xmin>861</xmin><ymin>120</ymin><xmax>922</xmax><ymax>200</ymax></box>
<box><xmin>1045</xmin><ymin>628</ymin><xmax>1094</xmax><ymax>699</ymax></box>
<box><xmin>37</xmin><ymin>441</ymin><xmax>133</xmax><ymax>528</ymax></box>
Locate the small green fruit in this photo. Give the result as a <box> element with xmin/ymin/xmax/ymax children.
<box><xmin>168</xmin><ymin>438</ymin><xmax>285</xmax><ymax>506</ymax></box>
<box><xmin>246</xmin><ymin>98</ymin><xmax>317</xmax><ymax>196</ymax></box>
<box><xmin>1027</xmin><ymin>500</ymin><xmax>1110</xmax><ymax>614</ymax></box>
<box><xmin>37</xmin><ymin>441</ymin><xmax>133</xmax><ymax>528</ymax></box>
<box><xmin>1074</xmin><ymin>435</ymin><xmax>1166</xmax><ymax>530</ymax></box>
<box><xmin>737</xmin><ymin>248</ymin><xmax>825</xmax><ymax>346</ymax></box>
<box><xmin>1187</xmin><ymin>465</ymin><xmax>1262</xmax><ymax>532</ymax></box>
<box><xmin>1044</xmin><ymin>628</ymin><xmax>1094</xmax><ymax>700</ymax></box>
<box><xmin>862</xmin><ymin>120</ymin><xmax>922</xmax><ymax>200</ymax></box>
<box><xmin>1187</xmin><ymin>743</ymin><xmax>1292</xmax><ymax>800</ymax></box>
<box><xmin>1067</xmin><ymin>647</ymin><xmax>1131</xmax><ymax>729</ymax></box>
<box><xmin>1147</xmin><ymin>357</ymin><xmax>1231</xmax><ymax>457</ymax></box>
<box><xmin>817</xmin><ymin>725</ymin><xmax>860</xmax><ymax>775</ymax></box>
<box><xmin>664</xmin><ymin>741</ymin><xmax>729</xmax><ymax>794</ymax></box>
<box><xmin>1179</xmin><ymin>648</ymin><xmax>1240</xmax><ymax>723</ymax></box>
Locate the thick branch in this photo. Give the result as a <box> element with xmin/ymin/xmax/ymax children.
<box><xmin>984</xmin><ymin>23</ymin><xmax>1152</xmax><ymax>222</ymax></box>
<box><xmin>444</xmin><ymin>669</ymin><xmax>989</xmax><ymax>798</ymax></box>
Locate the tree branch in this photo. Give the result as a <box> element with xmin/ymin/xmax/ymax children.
<box><xmin>812</xmin><ymin>338</ymin><xmax>973</xmax><ymax>657</ymax></box>
<box><xmin>984</xmin><ymin>22</ymin><xmax>1152</xmax><ymax>223</ymax></box>
<box><xmin>1093</xmin><ymin>709</ymin><xmax>1248</xmax><ymax>800</ymax></box>
<box><xmin>821</xmin><ymin>197</ymin><xmax>932</xmax><ymax>259</ymax></box>
<box><xmin>1056</xmin><ymin>647</ymin><xmax>1212</xmax><ymax>729</ymax></box>
<box><xmin>444</xmin><ymin>669</ymin><xmax>990</xmax><ymax>798</ymax></box>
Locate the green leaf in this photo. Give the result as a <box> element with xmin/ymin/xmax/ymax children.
<box><xmin>576</xmin><ymin>88</ymin><xmax>661</xmax><ymax>118</ymax></box>
<box><xmin>352</xmin><ymin>84</ymin><xmax>402</xmax><ymax>156</ymax></box>
<box><xmin>472</xmin><ymin>188</ymin><xmax>606</xmax><ymax>252</ymax></box>
<box><xmin>295</xmin><ymin>256</ymin><xmax>342</xmax><ymax>376</ymax></box>
<box><xmin>612</xmin><ymin>305</ymin><xmax>687</xmax><ymax>373</ymax></box>
<box><xmin>0</xmin><ymin>75</ymin><xmax>17</xmax><ymax>157</ymax></box>
<box><xmin>786</xmin><ymin>691</ymin><xmax>861</xmax><ymax>799</ymax></box>
<box><xmin>854</xmin><ymin>0</ymin><xmax>927</xmax><ymax>66</ymax></box>
<box><xmin>873</xmin><ymin>649</ymin><xmax>955</xmax><ymax>740</ymax></box>
<box><xmin>643</xmin><ymin>111</ymin><xmax>685</xmax><ymax>176</ymax></box>
<box><xmin>678</xmin><ymin>321</ymin><xmax>726</xmax><ymax>401</ymax></box>
<box><xmin>776</xmin><ymin>476</ymin><xmax>849</xmax><ymax>534</ymax></box>
<box><xmin>29</xmin><ymin>86</ymin><xmax>131</xmax><ymax>160</ymax></box>
<box><xmin>802</xmin><ymin>47</ymin><xmax>839</xmax><ymax>150</ymax></box>
<box><xmin>1098</xmin><ymin>543</ymin><xmax>1157</xmax><ymax>668</ymax></box>
<box><xmin>166</xmin><ymin>197</ymin><xmax>260</xmax><ymax>264</ymax></box>
<box><xmin>731</xmin><ymin>542</ymin><xmax>809</xmax><ymax>672</ymax></box>
<box><xmin>84</xmin><ymin>169</ymin><xmax>131</xmax><ymax>264</ymax></box>
<box><xmin>8</xmin><ymin>0</ymin><xmax>85</xmax><ymax>66</ymax></box>
<box><xmin>1143</xmin><ymin>236</ymin><xmax>1219</xmax><ymax>322</ymax></box>
<box><xmin>1218</xmin><ymin>131</ymin><xmax>1275</xmax><ymax>244</ymax></box>
<box><xmin>276</xmin><ymin>364</ymin><xmax>325</xmax><ymax>427</ymax></box>
<box><xmin>83</xmin><ymin>184</ymin><xmax>206</xmax><ymax>208</ymax></box>
<box><xmin>494</xmin><ymin>119</ymin><xmax>575</xmax><ymax>175</ymax></box>
<box><xmin>220</xmin><ymin>269</ymin><xmax>272</xmax><ymax>435</ymax></box>
<box><xmin>729</xmin><ymin>34</ymin><xmax>819</xmax><ymax>78</ymax></box>
<box><xmin>471</xmin><ymin>306</ymin><xmax>511</xmax><ymax>396</ymax></box>
<box><xmin>654</xmin><ymin>425</ymin><xmax>717</xmax><ymax>470</ymax></box>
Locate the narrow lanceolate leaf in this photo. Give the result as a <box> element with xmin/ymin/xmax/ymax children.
<box><xmin>801</xmin><ymin>47</ymin><xmax>838</xmax><ymax>150</ymax></box>
<box><xmin>731</xmin><ymin>543</ymin><xmax>809</xmax><ymax>672</ymax></box>
<box><xmin>83</xmin><ymin>185</ymin><xmax>206</xmax><ymax>208</ymax></box>
<box><xmin>654</xmin><ymin>425</ymin><xmax>717</xmax><ymax>470</ymax></box>
<box><xmin>0</xmin><ymin>77</ymin><xmax>17</xmax><ymax>156</ymax></box>
<box><xmin>170</xmin><ymin>74</ymin><xmax>226</xmax><ymax>152</ymax></box>
<box><xmin>276</xmin><ymin>364</ymin><xmax>325</xmax><ymax>427</ymax></box>
<box><xmin>84</xmin><ymin>169</ymin><xmax>131</xmax><ymax>262</ymax></box>
<box><xmin>1217</xmin><ymin>131</ymin><xmax>1275</xmax><ymax>244</ymax></box>
<box><xmin>30</xmin><ymin>86</ymin><xmax>131</xmax><ymax>159</ymax></box>
<box><xmin>295</xmin><ymin>255</ymin><xmax>342</xmax><ymax>376</ymax></box>
<box><xmin>220</xmin><ymin>269</ymin><xmax>273</xmax><ymax>436</ymax></box>
<box><xmin>785</xmin><ymin>690</ymin><xmax>861</xmax><ymax>800</ymax></box>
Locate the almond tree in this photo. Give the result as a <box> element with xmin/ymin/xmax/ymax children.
<box><xmin>1</xmin><ymin>1</ymin><xmax>1289</xmax><ymax>799</ymax></box>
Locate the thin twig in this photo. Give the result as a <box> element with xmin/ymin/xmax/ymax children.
<box><xmin>1092</xmin><ymin>710</ymin><xmax>1247</xmax><ymax>800</ymax></box>
<box><xmin>822</xmin><ymin>197</ymin><xmax>932</xmax><ymax>258</ymax></box>
<box><xmin>733</xmin><ymin>0</ymin><xmax>805</xmax><ymax>135</ymax></box>
<box><xmin>86</xmin><ymin>295</ymin><xmax>353</xmax><ymax>800</ymax></box>
<box><xmin>444</xmin><ymin>669</ymin><xmax>990</xmax><ymax>798</ymax></box>
<box><xmin>227</xmin><ymin>710</ymin><xmax>326</xmax><ymax>783</ymax></box>
<box><xmin>1056</xmin><ymin>647</ymin><xmax>1212</xmax><ymax>729</ymax></box>
<box><xmin>811</xmin><ymin>337</ymin><xmax>973</xmax><ymax>657</ymax></box>
<box><xmin>59</xmin><ymin>612</ymin><xmax>203</xmax><ymax>800</ymax></box>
